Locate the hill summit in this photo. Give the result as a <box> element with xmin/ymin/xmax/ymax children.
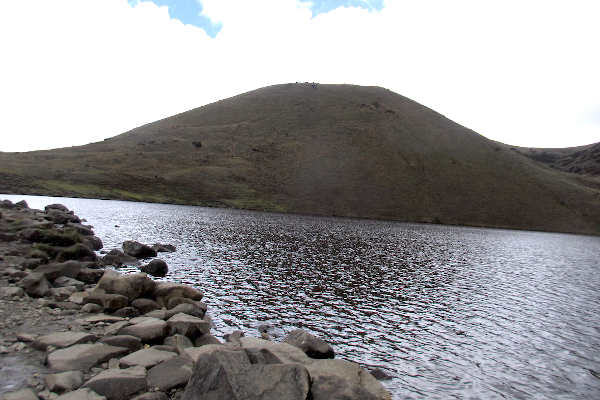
<box><xmin>1</xmin><ymin>83</ymin><xmax>599</xmax><ymax>235</ymax></box>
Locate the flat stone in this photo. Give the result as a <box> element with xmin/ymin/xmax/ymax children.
<box><xmin>32</xmin><ymin>331</ymin><xmax>97</xmax><ymax>350</ymax></box>
<box><xmin>131</xmin><ymin>393</ymin><xmax>169</xmax><ymax>400</ymax></box>
<box><xmin>46</xmin><ymin>370</ymin><xmax>84</xmax><ymax>393</ymax></box>
<box><xmin>183</xmin><ymin>344</ymin><xmax>226</xmax><ymax>363</ymax></box>
<box><xmin>165</xmin><ymin>303</ymin><xmax>205</xmax><ymax>319</ymax></box>
<box><xmin>15</xmin><ymin>332</ymin><xmax>38</xmax><ymax>342</ymax></box>
<box><xmin>68</xmin><ymin>291</ymin><xmax>89</xmax><ymax>304</ymax></box>
<box><xmin>146</xmin><ymin>356</ymin><xmax>193</xmax><ymax>391</ymax></box>
<box><xmin>81</xmin><ymin>303</ymin><xmax>103</xmax><ymax>313</ymax></box>
<box><xmin>103</xmin><ymin>320</ymin><xmax>133</xmax><ymax>336</ymax></box>
<box><xmin>99</xmin><ymin>335</ymin><xmax>142</xmax><ymax>352</ymax></box>
<box><xmin>53</xmin><ymin>276</ymin><xmax>85</xmax><ymax>291</ymax></box>
<box><xmin>49</xmin><ymin>287</ymin><xmax>77</xmax><ymax>301</ymax></box>
<box><xmin>194</xmin><ymin>333</ymin><xmax>223</xmax><ymax>347</ymax></box>
<box><xmin>119</xmin><ymin>318</ymin><xmax>168</xmax><ymax>343</ymax></box>
<box><xmin>85</xmin><ymin>314</ymin><xmax>126</xmax><ymax>324</ymax></box>
<box><xmin>167</xmin><ymin>313</ymin><xmax>210</xmax><ymax>339</ymax></box>
<box><xmin>32</xmin><ymin>264</ymin><xmax>64</xmax><ymax>280</ymax></box>
<box><xmin>239</xmin><ymin>337</ymin><xmax>311</xmax><ymax>365</ymax></box>
<box><xmin>47</xmin><ymin>343</ymin><xmax>130</xmax><ymax>372</ymax></box>
<box><xmin>1</xmin><ymin>388</ymin><xmax>39</xmax><ymax>400</ymax></box>
<box><xmin>82</xmin><ymin>367</ymin><xmax>148</xmax><ymax>400</ymax></box>
<box><xmin>119</xmin><ymin>348</ymin><xmax>177</xmax><ymax>368</ymax></box>
<box><xmin>0</xmin><ymin>286</ymin><xmax>25</xmax><ymax>298</ymax></box>
<box><xmin>143</xmin><ymin>310</ymin><xmax>166</xmax><ymax>320</ymax></box>
<box><xmin>55</xmin><ymin>388</ymin><xmax>107</xmax><ymax>400</ymax></box>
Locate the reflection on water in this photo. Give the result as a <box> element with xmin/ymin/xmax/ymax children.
<box><xmin>4</xmin><ymin>195</ymin><xmax>600</xmax><ymax>399</ymax></box>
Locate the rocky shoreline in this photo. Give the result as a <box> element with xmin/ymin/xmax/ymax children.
<box><xmin>0</xmin><ymin>199</ymin><xmax>391</xmax><ymax>400</ymax></box>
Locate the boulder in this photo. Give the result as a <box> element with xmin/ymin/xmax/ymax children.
<box><xmin>167</xmin><ymin>313</ymin><xmax>210</xmax><ymax>339</ymax></box>
<box><xmin>46</xmin><ymin>209</ymin><xmax>81</xmax><ymax>224</ymax></box>
<box><xmin>140</xmin><ymin>259</ymin><xmax>168</xmax><ymax>277</ymax></box>
<box><xmin>84</xmin><ymin>236</ymin><xmax>104</xmax><ymax>251</ymax></box>
<box><xmin>45</xmin><ymin>204</ymin><xmax>69</xmax><ymax>212</ymax></box>
<box><xmin>85</xmin><ymin>314</ymin><xmax>127</xmax><ymax>323</ymax></box>
<box><xmin>15</xmin><ymin>199</ymin><xmax>29</xmax><ymax>208</ymax></box>
<box><xmin>3</xmin><ymin>267</ymin><xmax>28</xmax><ymax>278</ymax></box>
<box><xmin>114</xmin><ymin>306</ymin><xmax>140</xmax><ymax>318</ymax></box>
<box><xmin>57</xmin><ymin>243</ymin><xmax>96</xmax><ymax>262</ymax></box>
<box><xmin>83</xmin><ymin>293</ymin><xmax>128</xmax><ymax>310</ymax></box>
<box><xmin>82</xmin><ymin>303</ymin><xmax>103</xmax><ymax>313</ymax></box>
<box><xmin>152</xmin><ymin>282</ymin><xmax>203</xmax><ymax>308</ymax></box>
<box><xmin>82</xmin><ymin>367</ymin><xmax>148</xmax><ymax>400</ymax></box>
<box><xmin>103</xmin><ymin>320</ymin><xmax>133</xmax><ymax>337</ymax></box>
<box><xmin>147</xmin><ymin>356</ymin><xmax>193</xmax><ymax>391</ymax></box>
<box><xmin>46</xmin><ymin>370</ymin><xmax>84</xmax><ymax>393</ymax></box>
<box><xmin>18</xmin><ymin>272</ymin><xmax>50</xmax><ymax>297</ymax></box>
<box><xmin>32</xmin><ymin>264</ymin><xmax>64</xmax><ymax>280</ymax></box>
<box><xmin>119</xmin><ymin>348</ymin><xmax>177</xmax><ymax>368</ymax></box>
<box><xmin>181</xmin><ymin>348</ymin><xmax>311</xmax><ymax>400</ymax></box>
<box><xmin>225</xmin><ymin>330</ymin><xmax>245</xmax><ymax>344</ymax></box>
<box><xmin>55</xmin><ymin>388</ymin><xmax>107</xmax><ymax>400</ymax></box>
<box><xmin>53</xmin><ymin>276</ymin><xmax>85</xmax><ymax>291</ymax></box>
<box><xmin>59</xmin><ymin>260</ymin><xmax>84</xmax><ymax>279</ymax></box>
<box><xmin>143</xmin><ymin>309</ymin><xmax>167</xmax><ymax>320</ymax></box>
<box><xmin>164</xmin><ymin>334</ymin><xmax>194</xmax><ymax>354</ymax></box>
<box><xmin>47</xmin><ymin>344</ymin><xmax>129</xmax><ymax>372</ymax></box>
<box><xmin>183</xmin><ymin>344</ymin><xmax>226</xmax><ymax>363</ymax></box>
<box><xmin>77</xmin><ymin>268</ymin><xmax>104</xmax><ymax>284</ymax></box>
<box><xmin>307</xmin><ymin>359</ymin><xmax>391</xmax><ymax>400</ymax></box>
<box><xmin>64</xmin><ymin>222</ymin><xmax>95</xmax><ymax>236</ymax></box>
<box><xmin>122</xmin><ymin>241</ymin><xmax>157</xmax><ymax>258</ymax></box>
<box><xmin>99</xmin><ymin>335</ymin><xmax>142</xmax><ymax>352</ymax></box>
<box><xmin>130</xmin><ymin>298</ymin><xmax>160</xmax><ymax>314</ymax></box>
<box><xmin>151</xmin><ymin>243</ymin><xmax>176</xmax><ymax>253</ymax></box>
<box><xmin>194</xmin><ymin>334</ymin><xmax>223</xmax><ymax>347</ymax></box>
<box><xmin>96</xmin><ymin>271</ymin><xmax>156</xmax><ymax>302</ymax></box>
<box><xmin>101</xmin><ymin>249</ymin><xmax>141</xmax><ymax>266</ymax></box>
<box><xmin>166</xmin><ymin>297</ymin><xmax>207</xmax><ymax>311</ymax></box>
<box><xmin>119</xmin><ymin>318</ymin><xmax>168</xmax><ymax>343</ymax></box>
<box><xmin>283</xmin><ymin>329</ymin><xmax>335</xmax><ymax>359</ymax></box>
<box><xmin>165</xmin><ymin>303</ymin><xmax>205</xmax><ymax>319</ymax></box>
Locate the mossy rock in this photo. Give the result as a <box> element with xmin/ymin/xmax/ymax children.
<box><xmin>57</xmin><ymin>244</ymin><xmax>97</xmax><ymax>262</ymax></box>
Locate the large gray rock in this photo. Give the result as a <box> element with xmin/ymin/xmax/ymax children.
<box><xmin>130</xmin><ymin>298</ymin><xmax>160</xmax><ymax>314</ymax></box>
<box><xmin>0</xmin><ymin>286</ymin><xmax>25</xmax><ymax>298</ymax></box>
<box><xmin>84</xmin><ymin>236</ymin><xmax>104</xmax><ymax>251</ymax></box>
<box><xmin>183</xmin><ymin>344</ymin><xmax>226</xmax><ymax>363</ymax></box>
<box><xmin>55</xmin><ymin>388</ymin><xmax>107</xmax><ymax>400</ymax></box>
<box><xmin>119</xmin><ymin>318</ymin><xmax>168</xmax><ymax>343</ymax></box>
<box><xmin>32</xmin><ymin>264</ymin><xmax>64</xmax><ymax>280</ymax></box>
<box><xmin>46</xmin><ymin>370</ymin><xmax>84</xmax><ymax>393</ymax></box>
<box><xmin>95</xmin><ymin>271</ymin><xmax>156</xmax><ymax>302</ymax></box>
<box><xmin>77</xmin><ymin>268</ymin><xmax>105</xmax><ymax>284</ymax></box>
<box><xmin>59</xmin><ymin>260</ymin><xmax>85</xmax><ymax>279</ymax></box>
<box><xmin>65</xmin><ymin>222</ymin><xmax>95</xmax><ymax>236</ymax></box>
<box><xmin>99</xmin><ymin>335</ymin><xmax>142</xmax><ymax>352</ymax></box>
<box><xmin>131</xmin><ymin>393</ymin><xmax>169</xmax><ymax>400</ymax></box>
<box><xmin>307</xmin><ymin>359</ymin><xmax>391</xmax><ymax>400</ymax></box>
<box><xmin>164</xmin><ymin>334</ymin><xmax>193</xmax><ymax>354</ymax></box>
<box><xmin>101</xmin><ymin>249</ymin><xmax>141</xmax><ymax>266</ymax></box>
<box><xmin>56</xmin><ymin>243</ymin><xmax>97</xmax><ymax>262</ymax></box>
<box><xmin>122</xmin><ymin>241</ymin><xmax>157</xmax><ymax>258</ymax></box>
<box><xmin>18</xmin><ymin>272</ymin><xmax>50</xmax><ymax>297</ymax></box>
<box><xmin>113</xmin><ymin>307</ymin><xmax>140</xmax><ymax>318</ymax></box>
<box><xmin>47</xmin><ymin>343</ymin><xmax>130</xmax><ymax>372</ymax></box>
<box><xmin>83</xmin><ymin>293</ymin><xmax>128</xmax><ymax>310</ymax></box>
<box><xmin>32</xmin><ymin>331</ymin><xmax>97</xmax><ymax>350</ymax></box>
<box><xmin>239</xmin><ymin>338</ymin><xmax>390</xmax><ymax>400</ymax></box>
<box><xmin>165</xmin><ymin>303</ymin><xmax>206</xmax><ymax>319</ymax></box>
<box><xmin>283</xmin><ymin>329</ymin><xmax>335</xmax><ymax>359</ymax></box>
<box><xmin>194</xmin><ymin>334</ymin><xmax>223</xmax><ymax>347</ymax></box>
<box><xmin>82</xmin><ymin>367</ymin><xmax>148</xmax><ymax>400</ymax></box>
<box><xmin>181</xmin><ymin>348</ymin><xmax>310</xmax><ymax>400</ymax></box>
<box><xmin>140</xmin><ymin>259</ymin><xmax>168</xmax><ymax>277</ymax></box>
<box><xmin>147</xmin><ymin>356</ymin><xmax>193</xmax><ymax>391</ymax></box>
<box><xmin>167</xmin><ymin>313</ymin><xmax>210</xmax><ymax>339</ymax></box>
<box><xmin>103</xmin><ymin>320</ymin><xmax>133</xmax><ymax>337</ymax></box>
<box><xmin>152</xmin><ymin>282</ymin><xmax>203</xmax><ymax>308</ymax></box>
<box><xmin>119</xmin><ymin>348</ymin><xmax>177</xmax><ymax>368</ymax></box>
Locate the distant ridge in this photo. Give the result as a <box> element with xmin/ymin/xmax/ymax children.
<box><xmin>1</xmin><ymin>83</ymin><xmax>599</xmax><ymax>235</ymax></box>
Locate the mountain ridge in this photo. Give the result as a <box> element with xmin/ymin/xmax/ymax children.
<box><xmin>1</xmin><ymin>83</ymin><xmax>599</xmax><ymax>235</ymax></box>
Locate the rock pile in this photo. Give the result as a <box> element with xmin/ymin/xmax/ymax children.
<box><xmin>0</xmin><ymin>199</ymin><xmax>391</xmax><ymax>399</ymax></box>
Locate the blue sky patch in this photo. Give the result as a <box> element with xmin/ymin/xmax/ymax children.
<box><xmin>128</xmin><ymin>0</ymin><xmax>383</xmax><ymax>38</ymax></box>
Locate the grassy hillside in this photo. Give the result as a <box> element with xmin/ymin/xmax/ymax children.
<box><xmin>1</xmin><ymin>83</ymin><xmax>599</xmax><ymax>235</ymax></box>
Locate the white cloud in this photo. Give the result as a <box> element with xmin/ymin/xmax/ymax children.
<box><xmin>0</xmin><ymin>0</ymin><xmax>598</xmax><ymax>152</ymax></box>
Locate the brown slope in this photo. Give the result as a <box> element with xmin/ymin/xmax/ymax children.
<box><xmin>1</xmin><ymin>83</ymin><xmax>599</xmax><ymax>235</ymax></box>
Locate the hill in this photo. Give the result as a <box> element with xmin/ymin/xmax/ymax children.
<box><xmin>1</xmin><ymin>83</ymin><xmax>599</xmax><ymax>235</ymax></box>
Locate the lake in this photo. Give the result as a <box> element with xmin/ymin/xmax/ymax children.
<box><xmin>3</xmin><ymin>194</ymin><xmax>600</xmax><ymax>399</ymax></box>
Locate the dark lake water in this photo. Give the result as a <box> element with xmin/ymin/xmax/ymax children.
<box><xmin>3</xmin><ymin>195</ymin><xmax>600</xmax><ymax>399</ymax></box>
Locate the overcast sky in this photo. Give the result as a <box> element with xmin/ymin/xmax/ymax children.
<box><xmin>1</xmin><ymin>0</ymin><xmax>599</xmax><ymax>152</ymax></box>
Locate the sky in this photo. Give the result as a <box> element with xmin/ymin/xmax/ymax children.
<box><xmin>1</xmin><ymin>0</ymin><xmax>599</xmax><ymax>152</ymax></box>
